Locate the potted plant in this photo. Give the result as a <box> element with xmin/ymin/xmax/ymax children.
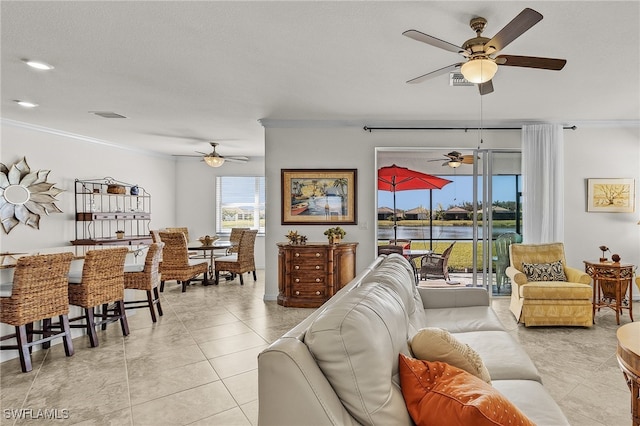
<box><xmin>115</xmin><ymin>230</ymin><xmax>125</xmax><ymax>239</ymax></box>
<box><xmin>324</xmin><ymin>226</ymin><xmax>346</xmax><ymax>244</ymax></box>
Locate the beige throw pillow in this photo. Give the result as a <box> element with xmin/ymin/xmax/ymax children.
<box><xmin>409</xmin><ymin>327</ymin><xmax>491</xmax><ymax>383</ymax></box>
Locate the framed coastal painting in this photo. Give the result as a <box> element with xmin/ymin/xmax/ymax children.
<box><xmin>587</xmin><ymin>178</ymin><xmax>635</xmax><ymax>212</ymax></box>
<box><xmin>281</xmin><ymin>169</ymin><xmax>357</xmax><ymax>224</ymax></box>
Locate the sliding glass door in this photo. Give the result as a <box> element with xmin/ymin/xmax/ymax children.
<box><xmin>472</xmin><ymin>150</ymin><xmax>522</xmax><ymax>295</ymax></box>
<box><xmin>376</xmin><ymin>148</ymin><xmax>521</xmax><ymax>294</ymax></box>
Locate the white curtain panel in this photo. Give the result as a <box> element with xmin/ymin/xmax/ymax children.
<box><xmin>521</xmin><ymin>124</ymin><xmax>564</xmax><ymax>243</ymax></box>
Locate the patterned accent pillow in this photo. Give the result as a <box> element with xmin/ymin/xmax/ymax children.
<box><xmin>399</xmin><ymin>355</ymin><xmax>535</xmax><ymax>426</ymax></box>
<box><xmin>522</xmin><ymin>260</ymin><xmax>566</xmax><ymax>282</ymax></box>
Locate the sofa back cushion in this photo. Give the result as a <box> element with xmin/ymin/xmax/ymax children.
<box><xmin>305</xmin><ymin>267</ymin><xmax>415</xmax><ymax>425</ymax></box>
<box><xmin>362</xmin><ymin>254</ymin><xmax>427</xmax><ymax>333</ymax></box>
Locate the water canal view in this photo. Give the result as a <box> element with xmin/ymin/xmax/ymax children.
<box><xmin>377</xmin><ymin>224</ymin><xmax>517</xmax><ymax>241</ymax></box>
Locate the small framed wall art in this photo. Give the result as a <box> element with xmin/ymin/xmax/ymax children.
<box><xmin>587</xmin><ymin>178</ymin><xmax>635</xmax><ymax>213</ymax></box>
<box><xmin>281</xmin><ymin>169</ymin><xmax>357</xmax><ymax>225</ymax></box>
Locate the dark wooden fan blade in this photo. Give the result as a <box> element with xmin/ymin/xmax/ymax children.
<box><xmin>485</xmin><ymin>8</ymin><xmax>543</xmax><ymax>54</ymax></box>
<box><xmin>495</xmin><ymin>55</ymin><xmax>566</xmax><ymax>70</ymax></box>
<box><xmin>407</xmin><ymin>63</ymin><xmax>462</xmax><ymax>84</ymax></box>
<box><xmin>478</xmin><ymin>80</ymin><xmax>494</xmax><ymax>95</ymax></box>
<box><xmin>403</xmin><ymin>30</ymin><xmax>466</xmax><ymax>54</ymax></box>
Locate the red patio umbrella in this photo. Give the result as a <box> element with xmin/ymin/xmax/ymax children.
<box><xmin>378</xmin><ymin>164</ymin><xmax>452</xmax><ymax>249</ymax></box>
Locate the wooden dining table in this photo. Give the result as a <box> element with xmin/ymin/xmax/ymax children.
<box><xmin>187</xmin><ymin>240</ymin><xmax>234</xmax><ymax>276</ymax></box>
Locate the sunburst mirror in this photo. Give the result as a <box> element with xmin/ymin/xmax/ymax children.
<box><xmin>0</xmin><ymin>157</ymin><xmax>64</xmax><ymax>234</ymax></box>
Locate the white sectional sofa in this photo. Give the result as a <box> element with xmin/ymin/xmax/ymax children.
<box><xmin>258</xmin><ymin>254</ymin><xmax>569</xmax><ymax>425</ymax></box>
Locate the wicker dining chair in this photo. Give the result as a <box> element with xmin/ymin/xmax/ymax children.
<box><xmin>0</xmin><ymin>252</ymin><xmax>75</xmax><ymax>373</ymax></box>
<box><xmin>164</xmin><ymin>226</ymin><xmax>200</xmax><ymax>257</ymax></box>
<box><xmin>67</xmin><ymin>247</ymin><xmax>129</xmax><ymax>348</ymax></box>
<box><xmin>214</xmin><ymin>229</ymin><xmax>258</xmax><ymax>285</ymax></box>
<box><xmin>227</xmin><ymin>227</ymin><xmax>249</xmax><ymax>254</ymax></box>
<box><xmin>150</xmin><ymin>229</ymin><xmax>162</xmax><ymax>243</ymax></box>
<box><xmin>158</xmin><ymin>231</ymin><xmax>209</xmax><ymax>292</ymax></box>
<box><xmin>165</xmin><ymin>227</ymin><xmax>191</xmax><ymax>242</ymax></box>
<box><xmin>123</xmin><ymin>243</ymin><xmax>164</xmax><ymax>322</ymax></box>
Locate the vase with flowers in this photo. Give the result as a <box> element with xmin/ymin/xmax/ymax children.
<box><xmin>324</xmin><ymin>226</ymin><xmax>346</xmax><ymax>244</ymax></box>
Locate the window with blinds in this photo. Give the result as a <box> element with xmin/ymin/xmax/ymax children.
<box><xmin>215</xmin><ymin>176</ymin><xmax>265</xmax><ymax>234</ymax></box>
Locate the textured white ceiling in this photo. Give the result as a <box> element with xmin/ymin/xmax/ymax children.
<box><xmin>2</xmin><ymin>1</ymin><xmax>639</xmax><ymax>158</ymax></box>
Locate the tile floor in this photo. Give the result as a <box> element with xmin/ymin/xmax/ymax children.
<box><xmin>0</xmin><ymin>269</ymin><xmax>635</xmax><ymax>425</ymax></box>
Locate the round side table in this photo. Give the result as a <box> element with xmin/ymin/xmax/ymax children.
<box><xmin>617</xmin><ymin>322</ymin><xmax>640</xmax><ymax>426</ymax></box>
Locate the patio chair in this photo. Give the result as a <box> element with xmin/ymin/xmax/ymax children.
<box><xmin>377</xmin><ymin>245</ymin><xmax>405</xmax><ymax>256</ymax></box>
<box><xmin>419</xmin><ymin>242</ymin><xmax>456</xmax><ymax>281</ymax></box>
<box><xmin>493</xmin><ymin>232</ymin><xmax>522</xmax><ymax>292</ymax></box>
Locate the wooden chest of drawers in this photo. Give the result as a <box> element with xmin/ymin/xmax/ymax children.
<box><xmin>277</xmin><ymin>242</ymin><xmax>358</xmax><ymax>308</ymax></box>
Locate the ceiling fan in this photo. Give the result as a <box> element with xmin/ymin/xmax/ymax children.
<box><xmin>196</xmin><ymin>142</ymin><xmax>249</xmax><ymax>168</ymax></box>
<box><xmin>429</xmin><ymin>151</ymin><xmax>475</xmax><ymax>168</ymax></box>
<box><xmin>403</xmin><ymin>8</ymin><xmax>567</xmax><ymax>95</ymax></box>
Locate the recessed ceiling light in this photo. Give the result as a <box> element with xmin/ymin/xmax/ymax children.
<box><xmin>14</xmin><ymin>100</ymin><xmax>39</xmax><ymax>108</ymax></box>
<box><xmin>22</xmin><ymin>59</ymin><xmax>54</xmax><ymax>70</ymax></box>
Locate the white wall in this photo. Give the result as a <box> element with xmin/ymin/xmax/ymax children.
<box><xmin>263</xmin><ymin>122</ymin><xmax>640</xmax><ymax>302</ymax></box>
<box><xmin>174</xmin><ymin>156</ymin><xmax>266</xmax><ymax>269</ymax></box>
<box><xmin>563</xmin><ymin>126</ymin><xmax>640</xmax><ymax>299</ymax></box>
<box><xmin>1</xmin><ymin>122</ymin><xmax>177</xmax><ymax>252</ymax></box>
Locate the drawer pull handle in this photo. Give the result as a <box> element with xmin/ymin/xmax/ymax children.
<box><xmin>315</xmin><ymin>265</ymin><xmax>320</xmax><ymax>270</ymax></box>
<box><xmin>315</xmin><ymin>253</ymin><xmax>321</xmax><ymax>257</ymax></box>
<box><xmin>295</xmin><ymin>253</ymin><xmax>300</xmax><ymax>257</ymax></box>
<box><xmin>315</xmin><ymin>278</ymin><xmax>320</xmax><ymax>282</ymax></box>
<box><xmin>295</xmin><ymin>278</ymin><xmax>300</xmax><ymax>283</ymax></box>
<box><xmin>294</xmin><ymin>265</ymin><xmax>299</xmax><ymax>270</ymax></box>
<box><xmin>295</xmin><ymin>291</ymin><xmax>300</xmax><ymax>296</ymax></box>
<box><xmin>316</xmin><ymin>291</ymin><xmax>320</xmax><ymax>295</ymax></box>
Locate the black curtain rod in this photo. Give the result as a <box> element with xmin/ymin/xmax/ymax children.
<box><xmin>363</xmin><ymin>125</ymin><xmax>577</xmax><ymax>132</ymax></box>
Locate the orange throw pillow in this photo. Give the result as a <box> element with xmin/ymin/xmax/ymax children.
<box><xmin>399</xmin><ymin>354</ymin><xmax>535</xmax><ymax>426</ymax></box>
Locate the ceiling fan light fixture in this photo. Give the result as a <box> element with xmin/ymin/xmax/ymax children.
<box><xmin>204</xmin><ymin>156</ymin><xmax>225</xmax><ymax>167</ymax></box>
<box><xmin>448</xmin><ymin>160</ymin><xmax>462</xmax><ymax>168</ymax></box>
<box><xmin>461</xmin><ymin>58</ymin><xmax>498</xmax><ymax>84</ymax></box>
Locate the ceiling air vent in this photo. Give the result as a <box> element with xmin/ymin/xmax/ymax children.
<box><xmin>449</xmin><ymin>71</ymin><xmax>474</xmax><ymax>87</ymax></box>
<box><xmin>89</xmin><ymin>111</ymin><xmax>127</xmax><ymax>119</ymax></box>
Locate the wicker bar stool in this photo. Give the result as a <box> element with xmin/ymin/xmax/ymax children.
<box><xmin>158</xmin><ymin>231</ymin><xmax>209</xmax><ymax>292</ymax></box>
<box><xmin>123</xmin><ymin>243</ymin><xmax>164</xmax><ymax>322</ymax></box>
<box><xmin>0</xmin><ymin>252</ymin><xmax>75</xmax><ymax>373</ymax></box>
<box><xmin>67</xmin><ymin>247</ymin><xmax>129</xmax><ymax>347</ymax></box>
<box><xmin>214</xmin><ymin>229</ymin><xmax>258</xmax><ymax>285</ymax></box>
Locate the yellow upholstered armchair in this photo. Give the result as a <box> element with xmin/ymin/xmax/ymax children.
<box><xmin>506</xmin><ymin>242</ymin><xmax>593</xmax><ymax>327</ymax></box>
